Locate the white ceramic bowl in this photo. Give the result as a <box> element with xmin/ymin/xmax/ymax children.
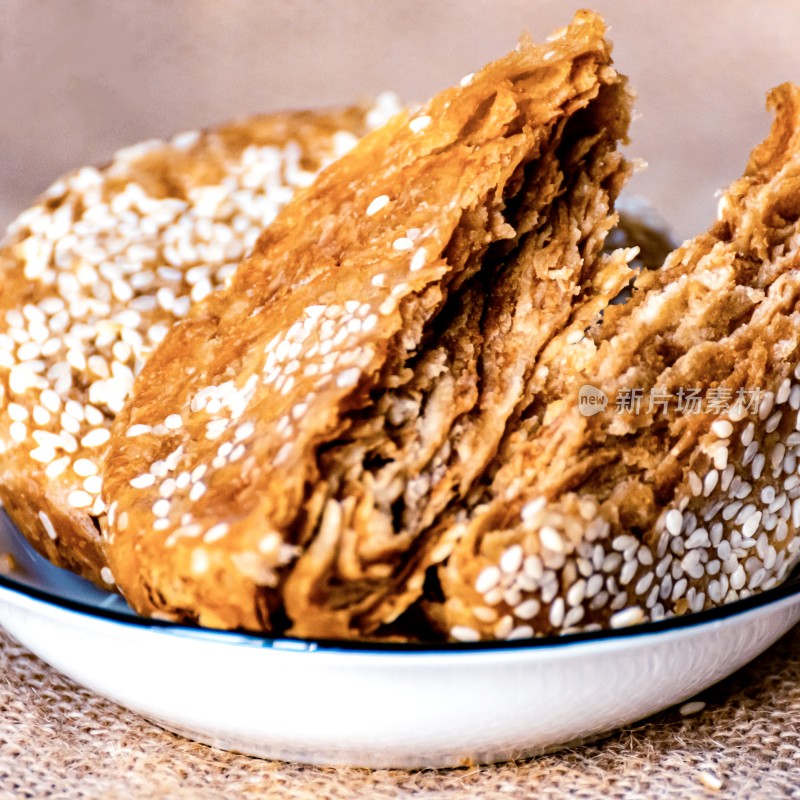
<box><xmin>1</xmin><ymin>510</ymin><xmax>799</xmax><ymax>769</ymax></box>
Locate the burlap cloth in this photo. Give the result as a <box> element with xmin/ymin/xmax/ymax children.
<box><xmin>1</xmin><ymin>624</ymin><xmax>799</xmax><ymax>800</ymax></box>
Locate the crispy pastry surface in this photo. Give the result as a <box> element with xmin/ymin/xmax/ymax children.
<box><xmin>0</xmin><ymin>102</ymin><xmax>393</xmax><ymax>586</ymax></box>
<box><xmin>103</xmin><ymin>10</ymin><xmax>634</xmax><ymax>635</ymax></box>
<box><xmin>429</xmin><ymin>83</ymin><xmax>800</xmax><ymax>641</ymax></box>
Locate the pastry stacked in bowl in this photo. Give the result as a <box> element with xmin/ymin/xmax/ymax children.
<box><xmin>2</xmin><ymin>11</ymin><xmax>799</xmax><ymax>642</ymax></box>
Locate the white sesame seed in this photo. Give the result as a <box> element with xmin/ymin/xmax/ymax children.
<box><xmin>539</xmin><ymin>526</ymin><xmax>565</xmax><ymax>553</ymax></box>
<box><xmin>698</xmin><ymin>771</ymin><xmax>723</xmax><ymax>792</ymax></box>
<box><xmin>634</xmin><ymin>571</ymin><xmax>654</xmax><ymax>595</ymax></box>
<box><xmin>80</xmin><ymin>428</ymin><xmax>110</xmax><ymax>448</ymax></box>
<box><xmin>9</xmin><ymin>421</ymin><xmax>27</xmax><ymax>443</ymax></box>
<box><xmin>688</xmin><ymin>471</ymin><xmax>703</xmax><ymax>496</ymax></box>
<box><xmin>717</xmin><ymin>466</ymin><xmax>733</xmax><ymax>494</ymax></box>
<box><xmin>777</xmin><ymin>377</ymin><xmax>792</xmax><ymax>404</ymax></box>
<box><xmin>164</xmin><ymin>414</ymin><xmax>183</xmax><ymax>430</ymax></box>
<box><xmin>475</xmin><ymin>566</ymin><xmax>501</xmax><ymax>595</ymax></box>
<box><xmin>735</xmin><ymin>503</ymin><xmax>757</xmax><ymax>526</ymax></box>
<box><xmin>566</xmin><ymin>580</ymin><xmax>586</xmax><ymax>607</ymax></box>
<box><xmin>685</xmin><ymin>529</ymin><xmax>710</xmax><ymax>549</ymax></box>
<box><xmin>741</xmin><ymin>422</ymin><xmax>754</xmax><ymax>447</ymax></box>
<box><xmin>204</xmin><ymin>522</ymin><xmax>229</xmax><ymax>543</ymax></box>
<box><xmin>610</xmin><ymin>607</ymin><xmax>645</xmax><ymax>628</ymax></box>
<box><xmin>130</xmin><ymin>473</ymin><xmax>156</xmax><ymax>489</ymax></box>
<box><xmin>749</xmin><ymin>568</ymin><xmax>766</xmax><ymax>590</ymax></box>
<box><xmin>126</xmin><ymin>424</ymin><xmax>152</xmax><ymax>438</ymax></box>
<box><xmin>681</xmin><ymin>548</ymin><xmax>702</xmax><ymax>571</ymax></box>
<box><xmin>766</xmin><ymin>411</ymin><xmax>782</xmax><ymax>433</ymax></box>
<box><xmin>472</xmin><ymin>606</ymin><xmax>497</xmax><ymax>624</ymax></box>
<box><xmin>713</xmin><ymin>444</ymin><xmax>728</xmax><ymax>471</ymax></box>
<box><xmin>499</xmin><ymin>545</ymin><xmax>523</xmax><ymax>574</ymax></box>
<box><xmin>7</xmin><ymin>403</ymin><xmax>29</xmax><ymax>421</ymax></box>
<box><xmin>379</xmin><ymin>297</ymin><xmax>397</xmax><ymax>315</ymax></box>
<box><xmin>365</xmin><ymin>195</ymin><xmax>390</xmax><ymax>216</ymax></box>
<box><xmin>38</xmin><ymin>390</ymin><xmax>60</xmax><ymax>414</ymax></box>
<box><xmin>742</xmin><ymin>441</ymin><xmax>758</xmax><ymax>467</ymax></box>
<box><xmin>67</xmin><ymin>490</ymin><xmax>93</xmax><ymax>509</ymax></box>
<box><xmin>100</xmin><ymin>566</ymin><xmax>115</xmax><ymax>585</ymax></box>
<box><xmin>32</xmin><ymin>406</ymin><xmax>50</xmax><ymax>426</ymax></box>
<box><xmin>742</xmin><ymin>510</ymin><xmax>762</xmax><ymax>539</ymax></box>
<box><xmin>409</xmin><ymin>115</ymin><xmax>431</xmax><ymax>133</ymax></box>
<box><xmin>758</xmin><ymin>392</ymin><xmax>775</xmax><ymax>420</ymax></box>
<box><xmin>711</xmin><ymin>419</ymin><xmax>733</xmax><ymax>438</ymax></box>
<box><xmin>514</xmin><ymin>598</ymin><xmax>540</xmax><ymax>620</ymax></box>
<box><xmin>520</xmin><ymin>497</ymin><xmax>546</xmax><ymax>521</ymax></box>
<box><xmin>38</xmin><ymin>510</ymin><xmax>57</xmax><ymax>541</ymax></box>
<box><xmin>189</xmin><ymin>481</ymin><xmax>207</xmax><ymax>502</ymax></box>
<box><xmin>672</xmin><ymin>578</ymin><xmax>688</xmax><ymax>601</ymax></box>
<box><xmin>612</xmin><ymin>534</ymin><xmax>638</xmax><ymax>551</ymax></box>
<box><xmin>665</xmin><ymin>509</ymin><xmax>683</xmax><ymax>536</ymax></box>
<box><xmin>620</xmin><ymin>560</ymin><xmax>638</xmax><ymax>585</ymax></box>
<box><xmin>548</xmin><ymin>597</ymin><xmax>565</xmax><ymax>628</ymax></box>
<box><xmin>235</xmin><ymin>422</ymin><xmax>254</xmax><ymax>442</ymax></box>
<box><xmin>730</xmin><ymin>565</ymin><xmax>746</xmax><ymax>591</ymax></box>
<box><xmin>392</xmin><ymin>236</ymin><xmax>414</xmax><ymax>251</ymax></box>
<box><xmin>152</xmin><ymin>499</ymin><xmax>171</xmax><ymax>517</ymax></box>
<box><xmin>29</xmin><ymin>445</ymin><xmax>56</xmax><ymax>463</ymax></box>
<box><xmin>507</xmin><ymin>625</ymin><xmax>534</xmax><ymax>640</ymax></box>
<box><xmin>409</xmin><ymin>247</ymin><xmax>427</xmax><ymax>272</ymax></box>
<box><xmin>83</xmin><ymin>475</ymin><xmax>103</xmax><ymax>494</ymax></box>
<box><xmin>191</xmin><ymin>464</ymin><xmax>207</xmax><ymax>482</ymax></box>
<box><xmin>72</xmin><ymin>458</ymin><xmax>97</xmax><ymax>477</ymax></box>
<box><xmin>770</xmin><ymin>493</ymin><xmax>788</xmax><ymax>514</ymax></box>
<box><xmin>336</xmin><ymin>368</ymin><xmax>360</xmax><ymax>389</ymax></box>
<box><xmin>451</xmin><ymin>625</ymin><xmax>480</xmax><ymax>642</ymax></box>
<box><xmin>523</xmin><ymin>555</ymin><xmax>543</xmax><ymax>582</ymax></box>
<box><xmin>45</xmin><ymin>456</ymin><xmax>70</xmax><ymax>479</ymax></box>
<box><xmin>702</xmin><ymin>470</ymin><xmax>718</xmax><ymax>497</ymax></box>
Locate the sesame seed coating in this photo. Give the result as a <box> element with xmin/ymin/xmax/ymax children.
<box><xmin>432</xmin><ymin>82</ymin><xmax>800</xmax><ymax>641</ymax></box>
<box><xmin>103</xmin><ymin>11</ymin><xmax>635</xmax><ymax>637</ymax></box>
<box><xmin>0</xmin><ymin>101</ymin><xmax>395</xmax><ymax>585</ymax></box>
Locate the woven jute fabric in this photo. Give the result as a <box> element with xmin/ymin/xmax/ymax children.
<box><xmin>1</xmin><ymin>626</ymin><xmax>799</xmax><ymax>800</ymax></box>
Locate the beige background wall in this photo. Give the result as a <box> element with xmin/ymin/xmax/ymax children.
<box><xmin>1</xmin><ymin>0</ymin><xmax>799</xmax><ymax>241</ymax></box>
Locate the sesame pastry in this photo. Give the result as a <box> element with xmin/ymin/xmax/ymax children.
<box><xmin>0</xmin><ymin>100</ymin><xmax>399</xmax><ymax>587</ymax></box>
<box><xmin>103</xmin><ymin>11</ymin><xmax>635</xmax><ymax>635</ymax></box>
<box><xmin>429</xmin><ymin>83</ymin><xmax>800</xmax><ymax>641</ymax></box>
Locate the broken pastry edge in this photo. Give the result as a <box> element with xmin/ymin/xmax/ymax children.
<box><xmin>103</xmin><ymin>10</ymin><xmax>636</xmax><ymax>636</ymax></box>
<box><xmin>428</xmin><ymin>83</ymin><xmax>800</xmax><ymax>642</ymax></box>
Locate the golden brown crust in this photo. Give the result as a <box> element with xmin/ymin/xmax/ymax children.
<box><xmin>429</xmin><ymin>83</ymin><xmax>800</xmax><ymax>641</ymax></box>
<box><xmin>103</xmin><ymin>10</ymin><xmax>633</xmax><ymax>635</ymax></box>
<box><xmin>0</xmin><ymin>102</ymin><xmax>392</xmax><ymax>586</ymax></box>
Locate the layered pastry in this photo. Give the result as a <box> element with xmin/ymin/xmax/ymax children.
<box><xmin>11</xmin><ymin>9</ymin><xmax>795</xmax><ymax>645</ymax></box>
<box><xmin>102</xmin><ymin>11</ymin><xmax>636</xmax><ymax>635</ymax></box>
<box><xmin>429</xmin><ymin>83</ymin><xmax>800</xmax><ymax>640</ymax></box>
<box><xmin>0</xmin><ymin>100</ymin><xmax>399</xmax><ymax>586</ymax></box>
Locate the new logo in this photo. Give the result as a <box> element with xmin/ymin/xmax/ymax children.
<box><xmin>578</xmin><ymin>384</ymin><xmax>608</xmax><ymax>416</ymax></box>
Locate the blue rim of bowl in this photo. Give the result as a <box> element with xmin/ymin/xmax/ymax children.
<box><xmin>0</xmin><ymin>535</ymin><xmax>799</xmax><ymax>653</ymax></box>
